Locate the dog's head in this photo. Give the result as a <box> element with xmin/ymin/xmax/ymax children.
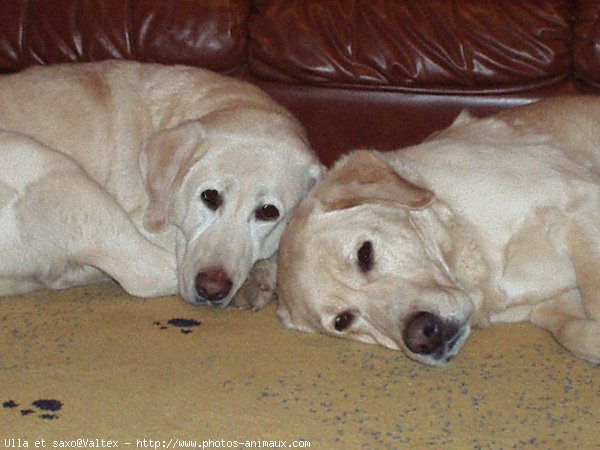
<box><xmin>277</xmin><ymin>150</ymin><xmax>474</xmax><ymax>367</ymax></box>
<box><xmin>140</xmin><ymin>106</ymin><xmax>322</xmax><ymax>307</ymax></box>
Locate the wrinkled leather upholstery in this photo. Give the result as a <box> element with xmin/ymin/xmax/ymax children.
<box><xmin>574</xmin><ymin>0</ymin><xmax>600</xmax><ymax>88</ymax></box>
<box><xmin>0</xmin><ymin>0</ymin><xmax>248</xmax><ymax>72</ymax></box>
<box><xmin>250</xmin><ymin>0</ymin><xmax>571</xmax><ymax>93</ymax></box>
<box><xmin>0</xmin><ymin>0</ymin><xmax>597</xmax><ymax>164</ymax></box>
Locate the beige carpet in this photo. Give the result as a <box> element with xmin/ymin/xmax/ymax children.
<box><xmin>1</xmin><ymin>282</ymin><xmax>599</xmax><ymax>449</ymax></box>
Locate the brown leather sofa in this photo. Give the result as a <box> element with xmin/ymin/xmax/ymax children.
<box><xmin>1</xmin><ymin>0</ymin><xmax>599</xmax><ymax>165</ymax></box>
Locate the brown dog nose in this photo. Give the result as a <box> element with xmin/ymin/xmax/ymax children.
<box><xmin>402</xmin><ymin>311</ymin><xmax>459</xmax><ymax>356</ymax></box>
<box><xmin>195</xmin><ymin>269</ymin><xmax>233</xmax><ymax>302</ymax></box>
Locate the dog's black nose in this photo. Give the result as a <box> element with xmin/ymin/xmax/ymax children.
<box><xmin>402</xmin><ymin>311</ymin><xmax>459</xmax><ymax>356</ymax></box>
<box><xmin>195</xmin><ymin>269</ymin><xmax>232</xmax><ymax>303</ymax></box>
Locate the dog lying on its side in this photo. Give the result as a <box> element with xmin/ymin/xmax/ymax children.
<box><xmin>277</xmin><ymin>96</ymin><xmax>600</xmax><ymax>366</ymax></box>
<box><xmin>0</xmin><ymin>61</ymin><xmax>321</xmax><ymax>307</ymax></box>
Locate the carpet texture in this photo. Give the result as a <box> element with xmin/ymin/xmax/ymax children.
<box><xmin>1</xmin><ymin>282</ymin><xmax>599</xmax><ymax>449</ymax></box>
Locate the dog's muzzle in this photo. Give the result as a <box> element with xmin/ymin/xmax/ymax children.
<box><xmin>194</xmin><ymin>268</ymin><xmax>233</xmax><ymax>307</ymax></box>
<box><xmin>402</xmin><ymin>311</ymin><xmax>469</xmax><ymax>365</ymax></box>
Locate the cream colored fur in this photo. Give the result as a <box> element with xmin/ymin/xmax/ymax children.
<box><xmin>278</xmin><ymin>96</ymin><xmax>600</xmax><ymax>366</ymax></box>
<box><xmin>0</xmin><ymin>61</ymin><xmax>321</xmax><ymax>306</ymax></box>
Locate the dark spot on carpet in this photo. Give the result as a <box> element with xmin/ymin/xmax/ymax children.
<box><xmin>3</xmin><ymin>399</ymin><xmax>62</xmax><ymax>419</ymax></box>
<box><xmin>32</xmin><ymin>399</ymin><xmax>63</xmax><ymax>411</ymax></box>
<box><xmin>168</xmin><ymin>318</ymin><xmax>201</xmax><ymax>328</ymax></box>
<box><xmin>153</xmin><ymin>318</ymin><xmax>201</xmax><ymax>334</ymax></box>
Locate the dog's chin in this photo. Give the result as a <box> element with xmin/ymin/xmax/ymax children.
<box><xmin>404</xmin><ymin>324</ymin><xmax>471</xmax><ymax>368</ymax></box>
<box><xmin>184</xmin><ymin>295</ymin><xmax>235</xmax><ymax>308</ymax></box>
<box><xmin>180</xmin><ymin>286</ymin><xmax>237</xmax><ymax>308</ymax></box>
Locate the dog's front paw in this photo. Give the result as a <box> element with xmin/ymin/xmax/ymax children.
<box><xmin>233</xmin><ymin>258</ymin><xmax>277</xmax><ymax>311</ymax></box>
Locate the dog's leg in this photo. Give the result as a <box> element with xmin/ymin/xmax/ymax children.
<box><xmin>17</xmin><ymin>172</ymin><xmax>178</xmax><ymax>298</ymax></box>
<box><xmin>531</xmin><ymin>222</ymin><xmax>600</xmax><ymax>363</ymax></box>
<box><xmin>554</xmin><ymin>319</ymin><xmax>600</xmax><ymax>364</ymax></box>
<box><xmin>0</xmin><ymin>278</ymin><xmax>45</xmax><ymax>297</ymax></box>
<box><xmin>232</xmin><ymin>254</ymin><xmax>278</xmax><ymax>310</ymax></box>
<box><xmin>84</xmin><ymin>233</ymin><xmax>178</xmax><ymax>298</ymax></box>
<box><xmin>44</xmin><ymin>265</ymin><xmax>108</xmax><ymax>290</ymax></box>
<box><xmin>529</xmin><ymin>292</ymin><xmax>600</xmax><ymax>363</ymax></box>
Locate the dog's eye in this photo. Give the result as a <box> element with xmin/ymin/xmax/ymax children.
<box><xmin>357</xmin><ymin>241</ymin><xmax>373</xmax><ymax>272</ymax></box>
<box><xmin>255</xmin><ymin>204</ymin><xmax>280</xmax><ymax>221</ymax></box>
<box><xmin>201</xmin><ymin>189</ymin><xmax>222</xmax><ymax>211</ymax></box>
<box><xmin>334</xmin><ymin>311</ymin><xmax>355</xmax><ymax>332</ymax></box>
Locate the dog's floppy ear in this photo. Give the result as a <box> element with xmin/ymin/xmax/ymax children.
<box><xmin>318</xmin><ymin>150</ymin><xmax>434</xmax><ymax>212</ymax></box>
<box><xmin>140</xmin><ymin>120</ymin><xmax>207</xmax><ymax>232</ymax></box>
<box><xmin>307</xmin><ymin>162</ymin><xmax>326</xmax><ymax>190</ymax></box>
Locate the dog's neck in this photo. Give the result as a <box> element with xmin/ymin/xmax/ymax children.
<box><xmin>408</xmin><ymin>201</ymin><xmax>500</xmax><ymax>326</ymax></box>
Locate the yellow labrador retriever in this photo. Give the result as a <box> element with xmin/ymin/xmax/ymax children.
<box><xmin>278</xmin><ymin>96</ymin><xmax>600</xmax><ymax>366</ymax></box>
<box><xmin>0</xmin><ymin>60</ymin><xmax>321</xmax><ymax>307</ymax></box>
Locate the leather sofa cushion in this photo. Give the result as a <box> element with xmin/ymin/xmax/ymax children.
<box><xmin>0</xmin><ymin>0</ymin><xmax>248</xmax><ymax>73</ymax></box>
<box><xmin>574</xmin><ymin>0</ymin><xmax>600</xmax><ymax>88</ymax></box>
<box><xmin>249</xmin><ymin>0</ymin><xmax>572</xmax><ymax>93</ymax></box>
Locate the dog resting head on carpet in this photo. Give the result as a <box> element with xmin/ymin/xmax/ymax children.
<box><xmin>277</xmin><ymin>96</ymin><xmax>600</xmax><ymax>366</ymax></box>
<box><xmin>0</xmin><ymin>61</ymin><xmax>322</xmax><ymax>307</ymax></box>
<box><xmin>138</xmin><ymin>100</ymin><xmax>322</xmax><ymax>307</ymax></box>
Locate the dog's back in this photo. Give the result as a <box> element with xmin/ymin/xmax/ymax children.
<box><xmin>498</xmin><ymin>96</ymin><xmax>600</xmax><ymax>174</ymax></box>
